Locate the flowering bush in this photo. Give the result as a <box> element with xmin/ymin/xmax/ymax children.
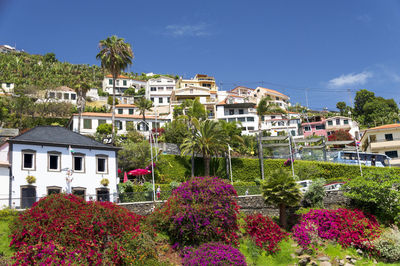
<box><xmin>292</xmin><ymin>208</ymin><xmax>380</xmax><ymax>252</ymax></box>
<box><xmin>244</xmin><ymin>214</ymin><xmax>288</xmax><ymax>254</ymax></box>
<box><xmin>10</xmin><ymin>193</ymin><xmax>152</xmax><ymax>264</ymax></box>
<box><xmin>372</xmin><ymin>227</ymin><xmax>400</xmax><ymax>262</ymax></box>
<box><xmin>182</xmin><ymin>242</ymin><xmax>247</xmax><ymax>266</ymax></box>
<box><xmin>150</xmin><ymin>176</ymin><xmax>240</xmax><ymax>247</ymax></box>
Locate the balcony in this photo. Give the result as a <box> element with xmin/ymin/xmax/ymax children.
<box><xmin>370</xmin><ymin>139</ymin><xmax>400</xmax><ymax>152</ymax></box>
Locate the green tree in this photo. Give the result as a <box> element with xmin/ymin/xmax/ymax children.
<box><xmin>43</xmin><ymin>53</ymin><xmax>57</xmax><ymax>63</ymax></box>
<box><xmin>261</xmin><ymin>168</ymin><xmax>301</xmax><ymax>229</ymax></box>
<box><xmin>336</xmin><ymin>101</ymin><xmax>347</xmax><ymax>116</ymax></box>
<box><xmin>72</xmin><ymin>73</ymin><xmax>91</xmax><ymax>133</ymax></box>
<box><xmin>118</xmin><ymin>140</ymin><xmax>154</xmax><ymax>171</ymax></box>
<box><xmin>96</xmin><ymin>35</ymin><xmax>133</xmax><ymax>143</ymax></box>
<box><xmin>96</xmin><ymin>123</ymin><xmax>113</xmax><ymax>135</ymax></box>
<box><xmin>354</xmin><ymin>89</ymin><xmax>375</xmax><ymax>117</ymax></box>
<box><xmin>343</xmin><ymin>169</ymin><xmax>400</xmax><ymax>224</ymax></box>
<box><xmin>303</xmin><ymin>178</ymin><xmax>326</xmax><ymax>208</ymax></box>
<box><xmin>137</xmin><ymin>96</ymin><xmax>153</xmax><ymax>122</ymax></box>
<box><xmin>180</xmin><ymin>119</ymin><xmax>225</xmax><ymax>176</ymax></box>
<box><xmin>162</xmin><ymin>119</ymin><xmax>189</xmax><ymax>145</ymax></box>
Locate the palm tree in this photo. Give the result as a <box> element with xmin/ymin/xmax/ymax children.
<box><xmin>96</xmin><ymin>35</ymin><xmax>133</xmax><ymax>143</ymax></box>
<box><xmin>180</xmin><ymin>119</ymin><xmax>225</xmax><ymax>176</ymax></box>
<box><xmin>73</xmin><ymin>74</ymin><xmax>91</xmax><ymax>133</ymax></box>
<box><xmin>261</xmin><ymin>168</ymin><xmax>301</xmax><ymax>229</ymax></box>
<box><xmin>256</xmin><ymin>96</ymin><xmax>285</xmax><ymax>179</ymax></box>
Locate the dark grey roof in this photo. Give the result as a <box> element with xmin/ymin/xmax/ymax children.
<box><xmin>9</xmin><ymin>126</ymin><xmax>120</xmax><ymax>151</ymax></box>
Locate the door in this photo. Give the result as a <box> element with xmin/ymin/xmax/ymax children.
<box><xmin>96</xmin><ymin>188</ymin><xmax>109</xmax><ymax>202</ymax></box>
<box><xmin>21</xmin><ymin>186</ymin><xmax>36</xmax><ymax>209</ymax></box>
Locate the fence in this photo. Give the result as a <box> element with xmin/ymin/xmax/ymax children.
<box><xmin>0</xmin><ymin>185</ymin><xmax>261</xmax><ymax>209</ymax></box>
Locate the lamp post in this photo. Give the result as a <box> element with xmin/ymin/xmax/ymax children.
<box><xmin>141</xmin><ymin>120</ymin><xmax>156</xmax><ymax>201</ymax></box>
<box><xmin>228</xmin><ymin>145</ymin><xmax>233</xmax><ymax>184</ymax></box>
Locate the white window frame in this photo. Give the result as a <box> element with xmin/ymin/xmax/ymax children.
<box><xmin>72</xmin><ymin>153</ymin><xmax>85</xmax><ymax>173</ymax></box>
<box><xmin>22</xmin><ymin>150</ymin><xmax>36</xmax><ymax>171</ymax></box>
<box><xmin>96</xmin><ymin>155</ymin><xmax>108</xmax><ymax>174</ymax></box>
<box><xmin>48</xmin><ymin>151</ymin><xmax>61</xmax><ymax>172</ymax></box>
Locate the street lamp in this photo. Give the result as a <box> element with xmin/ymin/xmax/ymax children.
<box><xmin>140</xmin><ymin>120</ymin><xmax>156</xmax><ymax>202</ymax></box>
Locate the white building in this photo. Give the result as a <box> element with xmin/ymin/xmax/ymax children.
<box><xmin>0</xmin><ymin>82</ymin><xmax>14</xmax><ymax>94</ymax></box>
<box><xmin>42</xmin><ymin>86</ymin><xmax>77</xmax><ymax>105</ymax></box>
<box><xmin>261</xmin><ymin>113</ymin><xmax>303</xmax><ymax>137</ymax></box>
<box><xmin>114</xmin><ymin>104</ymin><xmax>139</xmax><ymax>115</ymax></box>
<box><xmin>1</xmin><ymin>126</ymin><xmax>120</xmax><ymax>209</ymax></box>
<box><xmin>325</xmin><ymin>116</ymin><xmax>360</xmax><ymax>139</ymax></box>
<box><xmin>147</xmin><ymin>76</ymin><xmax>175</xmax><ymax>107</ymax></box>
<box><xmin>254</xmin><ymin>87</ymin><xmax>290</xmax><ymax>110</ymax></box>
<box><xmin>216</xmin><ymin>95</ymin><xmax>258</xmax><ymax>134</ymax></box>
<box><xmin>102</xmin><ymin>75</ymin><xmax>147</xmax><ymax>96</ymax></box>
<box><xmin>68</xmin><ymin>112</ymin><xmax>171</xmax><ymax>138</ymax></box>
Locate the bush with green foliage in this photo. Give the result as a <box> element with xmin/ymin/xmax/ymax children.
<box><xmin>372</xmin><ymin>227</ymin><xmax>400</xmax><ymax>263</ymax></box>
<box><xmin>302</xmin><ymin>178</ymin><xmax>326</xmax><ymax>208</ymax></box>
<box><xmin>262</xmin><ymin>168</ymin><xmax>302</xmax><ymax>229</ymax></box>
<box><xmin>343</xmin><ymin>169</ymin><xmax>400</xmax><ymax>224</ymax></box>
<box><xmin>149</xmin><ymin>176</ymin><xmax>240</xmax><ymax>248</ymax></box>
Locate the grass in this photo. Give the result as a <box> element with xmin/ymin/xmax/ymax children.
<box><xmin>0</xmin><ymin>217</ymin><xmax>14</xmax><ymax>257</ymax></box>
<box><xmin>239</xmin><ymin>238</ymin><xmax>297</xmax><ymax>266</ymax></box>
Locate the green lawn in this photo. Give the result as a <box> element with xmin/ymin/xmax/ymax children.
<box><xmin>0</xmin><ymin>217</ymin><xmax>14</xmax><ymax>257</ymax></box>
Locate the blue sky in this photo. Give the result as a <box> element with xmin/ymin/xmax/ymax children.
<box><xmin>1</xmin><ymin>0</ymin><xmax>400</xmax><ymax>110</ymax></box>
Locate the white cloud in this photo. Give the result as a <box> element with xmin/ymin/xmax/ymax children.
<box><xmin>356</xmin><ymin>14</ymin><xmax>371</xmax><ymax>23</ymax></box>
<box><xmin>165</xmin><ymin>23</ymin><xmax>210</xmax><ymax>37</ymax></box>
<box><xmin>328</xmin><ymin>71</ymin><xmax>373</xmax><ymax>88</ymax></box>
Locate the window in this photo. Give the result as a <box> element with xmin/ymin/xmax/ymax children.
<box><xmin>151</xmin><ymin>87</ymin><xmax>157</xmax><ymax>91</ymax></box>
<box><xmin>159</xmin><ymin>98</ymin><xmax>163</xmax><ymax>104</ymax></box>
<box><xmin>385</xmin><ymin>151</ymin><xmax>398</xmax><ymax>158</ymax></box>
<box><xmin>71</xmin><ymin>94</ymin><xmax>76</xmax><ymax>100</ymax></box>
<box><xmin>96</xmin><ymin>188</ymin><xmax>110</xmax><ymax>202</ymax></box>
<box><xmin>96</xmin><ymin>155</ymin><xmax>108</xmax><ymax>174</ymax></box>
<box><xmin>49</xmin><ymin>92</ymin><xmax>55</xmax><ymax>98</ymax></box>
<box><xmin>343</xmin><ymin>119</ymin><xmax>349</xmax><ymax>125</ymax></box>
<box><xmin>228</xmin><ymin>118</ymin><xmax>236</xmax><ymax>122</ymax></box>
<box><xmin>47</xmin><ymin>186</ymin><xmax>61</xmax><ymax>195</ymax></box>
<box><xmin>316</xmin><ymin>124</ymin><xmax>325</xmax><ymax>130</ymax></box>
<box><xmin>137</xmin><ymin>122</ymin><xmax>149</xmax><ymax>131</ymax></box>
<box><xmin>271</xmin><ymin>116</ymin><xmax>275</xmax><ymax>119</ymax></box>
<box><xmin>336</xmin><ymin>119</ymin><xmax>340</xmax><ymax>125</ymax></box>
<box><xmin>123</xmin><ymin>80</ymin><xmax>127</xmax><ymax>86</ymax></box>
<box><xmin>229</xmin><ymin>109</ymin><xmax>234</xmax><ymax>115</ymax></box>
<box><xmin>48</xmin><ymin>152</ymin><xmax>61</xmax><ymax>171</ymax></box>
<box><xmin>129</xmin><ymin>108</ymin><xmax>134</xmax><ymax>115</ymax></box>
<box><xmin>150</xmin><ymin>97</ymin><xmax>154</xmax><ymax>102</ymax></box>
<box><xmin>190</xmin><ymin>89</ymin><xmax>194</xmax><ymax>94</ymax></box>
<box><xmin>166</xmin><ymin>87</ymin><xmax>173</xmax><ymax>90</ymax></box>
<box><xmin>239</xmin><ymin>109</ymin><xmax>244</xmax><ymax>115</ymax></box>
<box><xmin>247</xmin><ymin>117</ymin><xmax>255</xmax><ymax>122</ymax></box>
<box><xmin>328</xmin><ymin>120</ymin><xmax>333</xmax><ymax>126</ymax></box>
<box><xmin>72</xmin><ymin>187</ymin><xmax>86</xmax><ymax>199</ymax></box>
<box><xmin>158</xmin><ymin>87</ymin><xmax>164</xmax><ymax>91</ymax></box>
<box><xmin>73</xmin><ymin>154</ymin><xmax>85</xmax><ymax>172</ymax></box>
<box><xmin>116</xmin><ymin>80</ymin><xmax>120</xmax><ymax>86</ymax></box>
<box><xmin>83</xmin><ymin>119</ymin><xmax>92</xmax><ymax>129</ymax></box>
<box><xmin>22</xmin><ymin>150</ymin><xmax>35</xmax><ymax>170</ymax></box>
<box><xmin>152</xmin><ymin>122</ymin><xmax>160</xmax><ymax>129</ymax></box>
<box><xmin>304</xmin><ymin>126</ymin><xmax>311</xmax><ymax>131</ymax></box>
<box><xmin>115</xmin><ymin>120</ymin><xmax>123</xmax><ymax>130</ymax></box>
<box><xmin>118</xmin><ymin>109</ymin><xmax>123</xmax><ymax>114</ymax></box>
<box><xmin>238</xmin><ymin>117</ymin><xmax>245</xmax><ymax>122</ymax></box>
<box><xmin>248</xmin><ymin>127</ymin><xmax>255</xmax><ymax>130</ymax></box>
<box><xmin>291</xmin><ymin>130</ymin><xmax>296</xmax><ymax>136</ymax></box>
<box><xmin>56</xmin><ymin>92</ymin><xmax>62</xmax><ymax>99</ymax></box>
<box><xmin>98</xmin><ymin>119</ymin><xmax>106</xmax><ymax>125</ymax></box>
<box><xmin>109</xmin><ymin>79</ymin><xmax>112</xmax><ymax>85</ymax></box>
<box><xmin>276</xmin><ymin>97</ymin><xmax>279</xmax><ymax>100</ymax></box>
<box><xmin>6</xmin><ymin>83</ymin><xmax>10</xmax><ymax>88</ymax></box>
<box><xmin>64</xmin><ymin>93</ymin><xmax>69</xmax><ymax>100</ymax></box>
<box><xmin>167</xmin><ymin>97</ymin><xmax>170</xmax><ymax>103</ymax></box>
<box><xmin>385</xmin><ymin>134</ymin><xmax>394</xmax><ymax>141</ymax></box>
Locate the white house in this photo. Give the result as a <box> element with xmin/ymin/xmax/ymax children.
<box><xmin>68</xmin><ymin>112</ymin><xmax>171</xmax><ymax>138</ymax></box>
<box><xmin>102</xmin><ymin>75</ymin><xmax>147</xmax><ymax>96</ymax></box>
<box><xmin>0</xmin><ymin>82</ymin><xmax>14</xmax><ymax>94</ymax></box>
<box><xmin>3</xmin><ymin>126</ymin><xmax>120</xmax><ymax>209</ymax></box>
<box><xmin>254</xmin><ymin>87</ymin><xmax>291</xmax><ymax>110</ymax></box>
<box><xmin>325</xmin><ymin>116</ymin><xmax>360</xmax><ymax>139</ymax></box>
<box><xmin>216</xmin><ymin>95</ymin><xmax>258</xmax><ymax>134</ymax></box>
<box><xmin>147</xmin><ymin>76</ymin><xmax>175</xmax><ymax>107</ymax></box>
<box><xmin>40</xmin><ymin>86</ymin><xmax>78</xmax><ymax>105</ymax></box>
<box><xmin>261</xmin><ymin>113</ymin><xmax>303</xmax><ymax>137</ymax></box>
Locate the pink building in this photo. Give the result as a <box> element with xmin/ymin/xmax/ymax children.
<box><xmin>301</xmin><ymin>119</ymin><xmax>327</xmax><ymax>138</ymax></box>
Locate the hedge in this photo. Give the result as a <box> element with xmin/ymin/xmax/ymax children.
<box><xmin>158</xmin><ymin>155</ymin><xmax>400</xmax><ymax>183</ymax></box>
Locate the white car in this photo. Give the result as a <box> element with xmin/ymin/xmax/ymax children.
<box><xmin>324</xmin><ymin>182</ymin><xmax>345</xmax><ymax>192</ymax></box>
<box><xmin>296</xmin><ymin>180</ymin><xmax>313</xmax><ymax>193</ymax></box>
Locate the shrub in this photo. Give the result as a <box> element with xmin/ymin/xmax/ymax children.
<box><xmin>149</xmin><ymin>176</ymin><xmax>240</xmax><ymax>247</ymax></box>
<box><xmin>372</xmin><ymin>227</ymin><xmax>400</xmax><ymax>262</ymax></box>
<box><xmin>10</xmin><ymin>193</ymin><xmax>148</xmax><ymax>264</ymax></box>
<box><xmin>100</xmin><ymin>177</ymin><xmax>110</xmax><ymax>186</ymax></box>
<box><xmin>292</xmin><ymin>208</ymin><xmax>381</xmax><ymax>252</ymax></box>
<box><xmin>182</xmin><ymin>242</ymin><xmax>247</xmax><ymax>266</ymax></box>
<box><xmin>244</xmin><ymin>213</ymin><xmax>288</xmax><ymax>254</ymax></box>
<box><xmin>343</xmin><ymin>169</ymin><xmax>400</xmax><ymax>224</ymax></box>
<box><xmin>302</xmin><ymin>178</ymin><xmax>326</xmax><ymax>208</ymax></box>
<box><xmin>26</xmin><ymin>175</ymin><xmax>36</xmax><ymax>184</ymax></box>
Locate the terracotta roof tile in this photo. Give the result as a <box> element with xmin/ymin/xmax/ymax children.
<box><xmin>74</xmin><ymin>112</ymin><xmax>169</xmax><ymax>120</ymax></box>
<box><xmin>115</xmin><ymin>104</ymin><xmax>136</xmax><ymax>108</ymax></box>
<box><xmin>367</xmin><ymin>123</ymin><xmax>400</xmax><ymax>131</ymax></box>
<box><xmin>256</xmin><ymin>87</ymin><xmax>288</xmax><ymax>97</ymax></box>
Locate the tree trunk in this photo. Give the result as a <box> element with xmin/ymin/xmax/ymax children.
<box><xmin>225</xmin><ymin>152</ymin><xmax>230</xmax><ymax>179</ymax></box>
<box><xmin>279</xmin><ymin>203</ymin><xmax>287</xmax><ymax>229</ymax></box>
<box><xmin>258</xmin><ymin>120</ymin><xmax>264</xmax><ymax>180</ymax></box>
<box><xmin>191</xmin><ymin>151</ymin><xmax>195</xmax><ymax>178</ymax></box>
<box><xmin>204</xmin><ymin>154</ymin><xmax>210</xmax><ymax>177</ymax></box>
<box><xmin>111</xmin><ymin>75</ymin><xmax>116</xmax><ymax>144</ymax></box>
<box><xmin>77</xmin><ymin>91</ymin><xmax>81</xmax><ymax>133</ymax></box>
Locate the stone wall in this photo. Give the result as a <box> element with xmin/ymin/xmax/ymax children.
<box><xmin>118</xmin><ymin>191</ymin><xmax>349</xmax><ymax>216</ymax></box>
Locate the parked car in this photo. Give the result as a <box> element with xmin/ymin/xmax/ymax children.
<box><xmin>296</xmin><ymin>180</ymin><xmax>313</xmax><ymax>193</ymax></box>
<box><xmin>323</xmin><ymin>182</ymin><xmax>346</xmax><ymax>192</ymax></box>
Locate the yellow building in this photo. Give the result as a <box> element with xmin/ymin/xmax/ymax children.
<box><xmin>360</xmin><ymin>123</ymin><xmax>400</xmax><ymax>166</ymax></box>
<box><xmin>176</xmin><ymin>74</ymin><xmax>218</xmax><ymax>91</ymax></box>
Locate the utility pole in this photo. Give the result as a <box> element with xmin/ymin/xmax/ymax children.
<box><xmin>347</xmin><ymin>89</ymin><xmax>354</xmax><ymax>108</ymax></box>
